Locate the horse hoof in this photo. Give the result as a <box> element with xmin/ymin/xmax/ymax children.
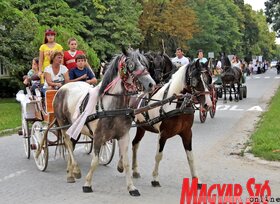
<box><xmin>83</xmin><ymin>186</ymin><xmax>93</xmax><ymax>193</ymax></box>
<box><xmin>151</xmin><ymin>181</ymin><xmax>161</xmax><ymax>187</ymax></box>
<box><xmin>133</xmin><ymin>172</ymin><xmax>141</xmax><ymax>178</ymax></box>
<box><xmin>117</xmin><ymin>166</ymin><xmax>124</xmax><ymax>173</ymax></box>
<box><xmin>129</xmin><ymin>189</ymin><xmax>141</xmax><ymax>196</ymax></box>
<box><xmin>67</xmin><ymin>177</ymin><xmax>75</xmax><ymax>183</ymax></box>
<box><xmin>198</xmin><ymin>183</ymin><xmax>203</xmax><ymax>189</ymax></box>
<box><xmin>74</xmin><ymin>172</ymin><xmax>81</xmax><ymax>179</ymax></box>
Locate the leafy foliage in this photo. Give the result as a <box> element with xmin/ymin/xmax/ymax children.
<box><xmin>265</xmin><ymin>0</ymin><xmax>280</xmax><ymax>37</ymax></box>
<box><xmin>139</xmin><ymin>0</ymin><xmax>198</xmax><ymax>55</ymax></box>
<box><xmin>0</xmin><ymin>0</ymin><xmax>279</xmax><ymax>98</ymax></box>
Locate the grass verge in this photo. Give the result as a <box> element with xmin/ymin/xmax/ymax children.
<box><xmin>0</xmin><ymin>98</ymin><xmax>21</xmax><ymax>135</ymax></box>
<box><xmin>251</xmin><ymin>88</ymin><xmax>280</xmax><ymax>161</ymax></box>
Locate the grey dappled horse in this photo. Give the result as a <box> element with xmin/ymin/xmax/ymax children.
<box><xmin>53</xmin><ymin>48</ymin><xmax>155</xmax><ymax>196</ymax></box>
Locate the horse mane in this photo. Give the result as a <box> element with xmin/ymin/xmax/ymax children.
<box><xmin>220</xmin><ymin>53</ymin><xmax>231</xmax><ymax>68</ymax></box>
<box><xmin>99</xmin><ymin>54</ymin><xmax>121</xmax><ymax>95</ymax></box>
<box><xmin>224</xmin><ymin>56</ymin><xmax>231</xmax><ymax>67</ymax></box>
<box><xmin>167</xmin><ymin>64</ymin><xmax>187</xmax><ymax>96</ymax></box>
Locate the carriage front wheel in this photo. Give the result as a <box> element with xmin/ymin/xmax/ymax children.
<box><xmin>20</xmin><ymin>109</ymin><xmax>31</xmax><ymax>159</ymax></box>
<box><xmin>199</xmin><ymin>104</ymin><xmax>207</xmax><ymax>123</ymax></box>
<box><xmin>209</xmin><ymin>87</ymin><xmax>217</xmax><ymax>118</ymax></box>
<box><xmin>30</xmin><ymin>121</ymin><xmax>48</xmax><ymax>171</ymax></box>
<box><xmin>99</xmin><ymin>139</ymin><xmax>116</xmax><ymax>165</ymax></box>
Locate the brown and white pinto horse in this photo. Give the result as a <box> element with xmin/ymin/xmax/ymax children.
<box><xmin>127</xmin><ymin>59</ymin><xmax>212</xmax><ymax>187</ymax></box>
<box><xmin>53</xmin><ymin>48</ymin><xmax>155</xmax><ymax>196</ymax></box>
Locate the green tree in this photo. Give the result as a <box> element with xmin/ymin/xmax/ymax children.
<box><xmin>0</xmin><ymin>1</ymin><xmax>39</xmax><ymax>89</ymax></box>
<box><xmin>29</xmin><ymin>0</ymin><xmax>93</xmax><ymax>38</ymax></box>
<box><xmin>253</xmin><ymin>10</ymin><xmax>277</xmax><ymax>60</ymax></box>
<box><xmin>66</xmin><ymin>0</ymin><xmax>143</xmax><ymax>60</ymax></box>
<box><xmin>139</xmin><ymin>0</ymin><xmax>198</xmax><ymax>55</ymax></box>
<box><xmin>187</xmin><ymin>0</ymin><xmax>243</xmax><ymax>58</ymax></box>
<box><xmin>265</xmin><ymin>0</ymin><xmax>280</xmax><ymax>37</ymax></box>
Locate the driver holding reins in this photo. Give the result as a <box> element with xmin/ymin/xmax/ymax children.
<box><xmin>172</xmin><ymin>47</ymin><xmax>190</xmax><ymax>68</ymax></box>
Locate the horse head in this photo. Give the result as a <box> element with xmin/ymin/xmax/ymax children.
<box><xmin>100</xmin><ymin>48</ymin><xmax>156</xmax><ymax>95</ymax></box>
<box><xmin>219</xmin><ymin>52</ymin><xmax>231</xmax><ymax>71</ymax></box>
<box><xmin>145</xmin><ymin>51</ymin><xmax>176</xmax><ymax>84</ymax></box>
<box><xmin>186</xmin><ymin>59</ymin><xmax>212</xmax><ymax>108</ymax></box>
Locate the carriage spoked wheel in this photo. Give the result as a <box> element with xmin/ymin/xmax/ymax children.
<box><xmin>209</xmin><ymin>87</ymin><xmax>217</xmax><ymax>118</ymax></box>
<box><xmin>242</xmin><ymin>85</ymin><xmax>247</xmax><ymax>98</ymax></box>
<box><xmin>99</xmin><ymin>139</ymin><xmax>116</xmax><ymax>165</ymax></box>
<box><xmin>199</xmin><ymin>104</ymin><xmax>207</xmax><ymax>123</ymax></box>
<box><xmin>30</xmin><ymin>121</ymin><xmax>48</xmax><ymax>171</ymax></box>
<box><xmin>21</xmin><ymin>110</ymin><xmax>31</xmax><ymax>159</ymax></box>
<box><xmin>82</xmin><ymin>134</ymin><xmax>93</xmax><ymax>154</ymax></box>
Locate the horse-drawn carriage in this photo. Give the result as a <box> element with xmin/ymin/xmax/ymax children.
<box><xmin>214</xmin><ymin>53</ymin><xmax>248</xmax><ymax>102</ymax></box>
<box><xmin>214</xmin><ymin>73</ymin><xmax>247</xmax><ymax>100</ymax></box>
<box><xmin>16</xmin><ymin>49</ymin><xmax>214</xmax><ymax>196</ymax></box>
<box><xmin>17</xmin><ymin>86</ymin><xmax>116</xmax><ymax>171</ymax></box>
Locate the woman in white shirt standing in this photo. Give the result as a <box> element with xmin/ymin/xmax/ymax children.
<box><xmin>231</xmin><ymin>55</ymin><xmax>241</xmax><ymax>69</ymax></box>
<box><xmin>42</xmin><ymin>51</ymin><xmax>69</xmax><ymax>95</ymax></box>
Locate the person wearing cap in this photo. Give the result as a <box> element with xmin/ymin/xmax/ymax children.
<box><xmin>38</xmin><ymin>29</ymin><xmax>63</xmax><ymax>82</ymax></box>
<box><xmin>171</xmin><ymin>48</ymin><xmax>190</xmax><ymax>67</ymax></box>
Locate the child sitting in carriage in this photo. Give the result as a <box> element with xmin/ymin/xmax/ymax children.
<box><xmin>23</xmin><ymin>57</ymin><xmax>41</xmax><ymax>94</ymax></box>
<box><xmin>69</xmin><ymin>54</ymin><xmax>97</xmax><ymax>85</ymax></box>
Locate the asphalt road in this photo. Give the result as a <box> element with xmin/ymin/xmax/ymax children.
<box><xmin>1</xmin><ymin>68</ymin><xmax>280</xmax><ymax>204</ymax></box>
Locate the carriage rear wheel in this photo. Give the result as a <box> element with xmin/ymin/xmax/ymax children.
<box><xmin>199</xmin><ymin>104</ymin><xmax>207</xmax><ymax>123</ymax></box>
<box><xmin>217</xmin><ymin>87</ymin><xmax>223</xmax><ymax>98</ymax></box>
<box><xmin>31</xmin><ymin>121</ymin><xmax>48</xmax><ymax>171</ymax></box>
<box><xmin>21</xmin><ymin>110</ymin><xmax>31</xmax><ymax>159</ymax></box>
<box><xmin>243</xmin><ymin>85</ymin><xmax>247</xmax><ymax>98</ymax></box>
<box><xmin>99</xmin><ymin>139</ymin><xmax>116</xmax><ymax>165</ymax></box>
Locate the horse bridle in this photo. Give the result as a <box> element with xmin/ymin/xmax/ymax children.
<box><xmin>187</xmin><ymin>67</ymin><xmax>210</xmax><ymax>99</ymax></box>
<box><xmin>118</xmin><ymin>56</ymin><xmax>150</xmax><ymax>93</ymax></box>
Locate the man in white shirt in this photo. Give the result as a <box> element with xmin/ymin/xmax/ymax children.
<box><xmin>172</xmin><ymin>48</ymin><xmax>190</xmax><ymax>67</ymax></box>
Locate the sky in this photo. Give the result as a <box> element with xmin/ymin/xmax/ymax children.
<box><xmin>244</xmin><ymin>0</ymin><xmax>280</xmax><ymax>44</ymax></box>
<box><xmin>244</xmin><ymin>0</ymin><xmax>266</xmax><ymax>11</ymax></box>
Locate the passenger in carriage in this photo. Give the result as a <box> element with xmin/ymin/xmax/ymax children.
<box><xmin>64</xmin><ymin>38</ymin><xmax>91</xmax><ymax>70</ymax></box>
<box><xmin>171</xmin><ymin>47</ymin><xmax>190</xmax><ymax>67</ymax></box>
<box><xmin>194</xmin><ymin>49</ymin><xmax>208</xmax><ymax>64</ymax></box>
<box><xmin>41</xmin><ymin>51</ymin><xmax>69</xmax><ymax>96</ymax></box>
<box><xmin>38</xmin><ymin>28</ymin><xmax>63</xmax><ymax>83</ymax></box>
<box><xmin>231</xmin><ymin>55</ymin><xmax>241</xmax><ymax>69</ymax></box>
<box><xmin>23</xmin><ymin>57</ymin><xmax>40</xmax><ymax>93</ymax></box>
<box><xmin>69</xmin><ymin>54</ymin><xmax>97</xmax><ymax>85</ymax></box>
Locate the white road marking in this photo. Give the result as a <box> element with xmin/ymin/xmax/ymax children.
<box><xmin>229</xmin><ymin>105</ymin><xmax>243</xmax><ymax>111</ymax></box>
<box><xmin>216</xmin><ymin>105</ymin><xmax>230</xmax><ymax>110</ymax></box>
<box><xmin>0</xmin><ymin>170</ymin><xmax>26</xmax><ymax>183</ymax></box>
<box><xmin>216</xmin><ymin>105</ymin><xmax>263</xmax><ymax>112</ymax></box>
<box><xmin>275</xmin><ymin>76</ymin><xmax>280</xmax><ymax>79</ymax></box>
<box><xmin>264</xmin><ymin>76</ymin><xmax>270</xmax><ymax>79</ymax></box>
<box><xmin>254</xmin><ymin>76</ymin><xmax>261</xmax><ymax>79</ymax></box>
<box><xmin>247</xmin><ymin>106</ymin><xmax>263</xmax><ymax>112</ymax></box>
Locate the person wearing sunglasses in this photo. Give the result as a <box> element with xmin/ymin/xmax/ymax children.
<box><xmin>38</xmin><ymin>28</ymin><xmax>63</xmax><ymax>83</ymax></box>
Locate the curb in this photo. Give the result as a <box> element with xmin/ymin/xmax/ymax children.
<box><xmin>0</xmin><ymin>127</ymin><xmax>20</xmax><ymax>136</ymax></box>
<box><xmin>243</xmin><ymin>146</ymin><xmax>280</xmax><ymax>168</ymax></box>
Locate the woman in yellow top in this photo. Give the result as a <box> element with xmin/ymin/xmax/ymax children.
<box><xmin>38</xmin><ymin>29</ymin><xmax>63</xmax><ymax>80</ymax></box>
